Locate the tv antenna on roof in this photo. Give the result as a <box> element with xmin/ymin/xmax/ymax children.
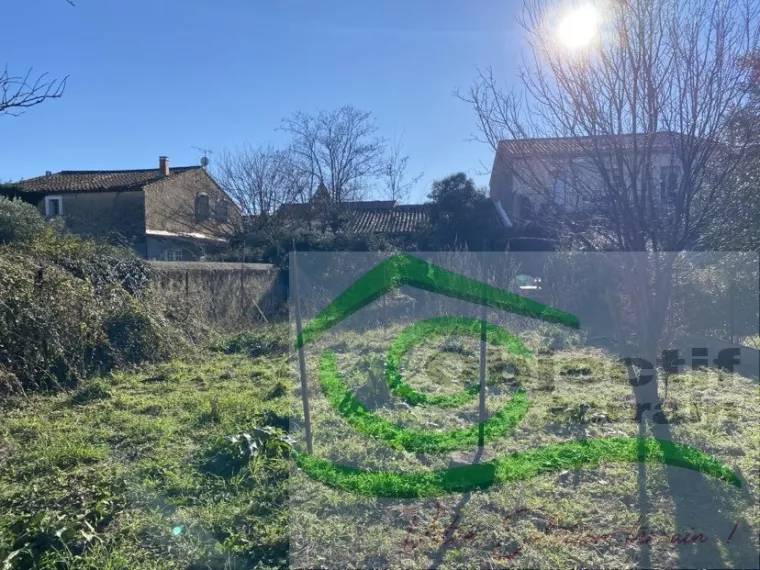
<box><xmin>192</xmin><ymin>146</ymin><xmax>213</xmax><ymax>167</ymax></box>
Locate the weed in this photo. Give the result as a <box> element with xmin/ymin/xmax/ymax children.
<box><xmin>265</xmin><ymin>382</ymin><xmax>287</xmax><ymax>400</ymax></box>
<box><xmin>70</xmin><ymin>380</ymin><xmax>112</xmax><ymax>406</ymax></box>
<box><xmin>213</xmin><ymin>327</ymin><xmax>289</xmax><ymax>358</ymax></box>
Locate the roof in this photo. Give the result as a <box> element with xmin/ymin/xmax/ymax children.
<box><xmin>344</xmin><ymin>204</ymin><xmax>430</xmax><ymax>234</ymax></box>
<box><xmin>272</xmin><ymin>200</ymin><xmax>508</xmax><ymax>235</ymax></box>
<box><xmin>13</xmin><ymin>166</ymin><xmax>203</xmax><ymax>194</ymax></box>
<box><xmin>278</xmin><ymin>200</ymin><xmax>397</xmax><ymax>217</ymax></box>
<box><xmin>496</xmin><ymin>131</ymin><xmax>684</xmax><ymax>159</ymax></box>
<box><xmin>274</xmin><ymin>201</ymin><xmax>431</xmax><ymax>235</ymax></box>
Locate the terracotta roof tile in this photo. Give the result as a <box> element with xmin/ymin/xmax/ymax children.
<box><xmin>497</xmin><ymin>131</ymin><xmax>683</xmax><ymax>158</ymax></box>
<box><xmin>15</xmin><ymin>166</ymin><xmax>202</xmax><ymax>193</ymax></box>
<box><xmin>278</xmin><ymin>200</ymin><xmax>397</xmax><ymax>217</ymax></box>
<box><xmin>345</xmin><ymin>205</ymin><xmax>430</xmax><ymax>234</ymax></box>
<box><xmin>273</xmin><ymin>200</ymin><xmax>506</xmax><ymax>235</ymax></box>
<box><xmin>275</xmin><ymin>202</ymin><xmax>432</xmax><ymax>235</ymax></box>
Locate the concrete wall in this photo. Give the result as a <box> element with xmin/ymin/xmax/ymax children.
<box><xmin>148</xmin><ymin>261</ymin><xmax>285</xmax><ymax>330</ymax></box>
<box><xmin>38</xmin><ymin>191</ymin><xmax>147</xmax><ymax>253</ymax></box>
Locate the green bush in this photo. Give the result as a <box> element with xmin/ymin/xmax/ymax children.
<box><xmin>427</xmin><ymin>172</ymin><xmax>507</xmax><ymax>250</ymax></box>
<box><xmin>218</xmin><ymin>227</ymin><xmax>419</xmax><ymax>268</ymax></box>
<box><xmin>0</xmin><ymin>229</ymin><xmax>199</xmax><ymax>395</ymax></box>
<box><xmin>26</xmin><ymin>226</ymin><xmax>150</xmax><ymax>295</ymax></box>
<box><xmin>0</xmin><ymin>196</ymin><xmax>46</xmax><ymax>245</ymax></box>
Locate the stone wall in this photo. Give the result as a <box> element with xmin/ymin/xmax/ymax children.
<box><xmin>37</xmin><ymin>191</ymin><xmax>147</xmax><ymax>253</ymax></box>
<box><xmin>148</xmin><ymin>261</ymin><xmax>285</xmax><ymax>331</ymax></box>
<box><xmin>143</xmin><ymin>168</ymin><xmax>240</xmax><ymax>238</ymax></box>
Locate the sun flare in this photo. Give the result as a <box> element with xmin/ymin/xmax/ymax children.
<box><xmin>557</xmin><ymin>4</ymin><xmax>599</xmax><ymax>48</ymax></box>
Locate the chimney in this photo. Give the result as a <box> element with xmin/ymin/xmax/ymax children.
<box><xmin>159</xmin><ymin>156</ymin><xmax>170</xmax><ymax>176</ymax></box>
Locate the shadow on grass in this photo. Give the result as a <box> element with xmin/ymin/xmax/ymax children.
<box><xmin>428</xmin><ymin>447</ymin><xmax>485</xmax><ymax>568</ymax></box>
<box><xmin>650</xmin><ymin>418</ymin><xmax>758</xmax><ymax>569</ymax></box>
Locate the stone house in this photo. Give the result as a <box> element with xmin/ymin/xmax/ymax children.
<box><xmin>489</xmin><ymin>132</ymin><xmax>686</xmax><ymax>229</ymax></box>
<box><xmin>6</xmin><ymin>157</ymin><xmax>240</xmax><ymax>260</ymax></box>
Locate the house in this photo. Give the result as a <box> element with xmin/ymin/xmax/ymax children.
<box><xmin>5</xmin><ymin>157</ymin><xmax>240</xmax><ymax>260</ymax></box>
<box><xmin>489</xmin><ymin>132</ymin><xmax>686</xmax><ymax>229</ymax></box>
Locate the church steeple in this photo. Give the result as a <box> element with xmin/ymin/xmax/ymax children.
<box><xmin>311</xmin><ymin>181</ymin><xmax>331</xmax><ymax>203</ymax></box>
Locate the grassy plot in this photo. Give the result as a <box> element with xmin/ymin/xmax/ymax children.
<box><xmin>0</xmin><ymin>324</ymin><xmax>757</xmax><ymax>569</ymax></box>
<box><xmin>292</xmin><ymin>325</ymin><xmax>760</xmax><ymax>568</ymax></box>
<box><xmin>0</xmin><ymin>327</ymin><xmax>292</xmax><ymax>570</ymax></box>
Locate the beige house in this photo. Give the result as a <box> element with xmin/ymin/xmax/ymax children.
<box><xmin>489</xmin><ymin>132</ymin><xmax>685</xmax><ymax>226</ymax></box>
<box><xmin>8</xmin><ymin>157</ymin><xmax>240</xmax><ymax>260</ymax></box>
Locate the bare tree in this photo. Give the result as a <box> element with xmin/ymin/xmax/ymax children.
<box><xmin>381</xmin><ymin>135</ymin><xmax>423</xmax><ymax>203</ymax></box>
<box><xmin>1</xmin><ymin>1</ymin><xmax>71</xmax><ymax>117</ymax></box>
<box><xmin>706</xmin><ymin>52</ymin><xmax>760</xmax><ymax>251</ymax></box>
<box><xmin>457</xmin><ymin>0</ymin><xmax>760</xmax><ymax>408</ymax></box>
<box><xmin>460</xmin><ymin>0</ymin><xmax>759</xmax><ymax>250</ymax></box>
<box><xmin>215</xmin><ymin>144</ymin><xmax>305</xmax><ymax>226</ymax></box>
<box><xmin>280</xmin><ymin>106</ymin><xmax>386</xmax><ymax>203</ymax></box>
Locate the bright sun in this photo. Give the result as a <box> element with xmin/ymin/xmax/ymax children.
<box><xmin>557</xmin><ymin>4</ymin><xmax>599</xmax><ymax>48</ymax></box>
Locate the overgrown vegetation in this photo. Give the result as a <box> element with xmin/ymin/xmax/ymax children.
<box><xmin>0</xmin><ymin>197</ymin><xmax>48</xmax><ymax>246</ymax></box>
<box><xmin>0</xmin><ymin>197</ymin><xmax>205</xmax><ymax>394</ymax></box>
<box><xmin>212</xmin><ymin>327</ymin><xmax>289</xmax><ymax>358</ymax></box>
<box><xmin>219</xmin><ymin>229</ymin><xmax>419</xmax><ymax>268</ymax></box>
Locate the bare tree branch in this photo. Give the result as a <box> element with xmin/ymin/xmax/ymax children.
<box><xmin>215</xmin><ymin>144</ymin><xmax>305</xmax><ymax>225</ymax></box>
<box><xmin>458</xmin><ymin>0</ymin><xmax>760</xmax><ymax>253</ymax></box>
<box><xmin>0</xmin><ymin>67</ymin><xmax>67</xmax><ymax>117</ymax></box>
<box><xmin>0</xmin><ymin>0</ymin><xmax>73</xmax><ymax>117</ymax></box>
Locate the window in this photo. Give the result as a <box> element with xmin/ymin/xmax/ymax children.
<box><xmin>605</xmin><ymin>166</ymin><xmax>625</xmax><ymax>192</ymax></box>
<box><xmin>216</xmin><ymin>199</ymin><xmax>229</xmax><ymax>222</ymax></box>
<box><xmin>520</xmin><ymin>195</ymin><xmax>535</xmax><ymax>218</ymax></box>
<box><xmin>195</xmin><ymin>193</ymin><xmax>210</xmax><ymax>219</ymax></box>
<box><xmin>164</xmin><ymin>249</ymin><xmax>183</xmax><ymax>261</ymax></box>
<box><xmin>578</xmin><ymin>191</ymin><xmax>593</xmax><ymax>211</ymax></box>
<box><xmin>550</xmin><ymin>173</ymin><xmax>567</xmax><ymax>205</ymax></box>
<box><xmin>44</xmin><ymin>196</ymin><xmax>62</xmax><ymax>217</ymax></box>
<box><xmin>660</xmin><ymin>166</ymin><xmax>681</xmax><ymax>204</ymax></box>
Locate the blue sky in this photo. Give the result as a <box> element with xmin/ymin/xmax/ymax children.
<box><xmin>1</xmin><ymin>0</ymin><xmax>525</xmax><ymax>202</ymax></box>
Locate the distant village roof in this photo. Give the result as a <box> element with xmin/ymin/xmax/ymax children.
<box><xmin>274</xmin><ymin>200</ymin><xmax>431</xmax><ymax>235</ymax></box>
<box><xmin>277</xmin><ymin>199</ymin><xmax>398</xmax><ymax>217</ymax></box>
<box><xmin>496</xmin><ymin>131</ymin><xmax>684</xmax><ymax>159</ymax></box>
<box><xmin>268</xmin><ymin>197</ymin><xmax>509</xmax><ymax>236</ymax></box>
<box><xmin>344</xmin><ymin>204</ymin><xmax>430</xmax><ymax>234</ymax></box>
<box><xmin>13</xmin><ymin>166</ymin><xmax>203</xmax><ymax>194</ymax></box>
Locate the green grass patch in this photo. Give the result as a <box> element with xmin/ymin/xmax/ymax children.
<box><xmin>0</xmin><ymin>351</ymin><xmax>291</xmax><ymax>569</ymax></box>
<box><xmin>0</xmin><ymin>324</ymin><xmax>756</xmax><ymax>569</ymax></box>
